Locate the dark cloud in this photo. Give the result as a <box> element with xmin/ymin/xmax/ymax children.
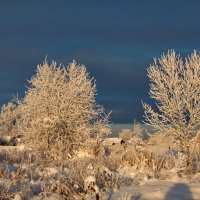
<box><xmin>0</xmin><ymin>1</ymin><xmax>200</xmax><ymax>122</ymax></box>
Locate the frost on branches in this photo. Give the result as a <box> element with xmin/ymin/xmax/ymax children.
<box><xmin>0</xmin><ymin>102</ymin><xmax>19</xmax><ymax>137</ymax></box>
<box><xmin>143</xmin><ymin>50</ymin><xmax>200</xmax><ymax>158</ymax></box>
<box><xmin>18</xmin><ymin>59</ymin><xmax>111</xmax><ymax>158</ymax></box>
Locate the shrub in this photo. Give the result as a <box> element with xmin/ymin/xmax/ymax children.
<box><xmin>18</xmin><ymin>59</ymin><xmax>111</xmax><ymax>159</ymax></box>
<box><xmin>143</xmin><ymin>50</ymin><xmax>200</xmax><ymax>168</ymax></box>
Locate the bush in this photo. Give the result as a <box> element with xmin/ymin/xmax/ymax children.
<box><xmin>18</xmin><ymin>59</ymin><xmax>111</xmax><ymax>159</ymax></box>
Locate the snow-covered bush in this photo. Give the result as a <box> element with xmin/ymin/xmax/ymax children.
<box><xmin>84</xmin><ymin>175</ymin><xmax>99</xmax><ymax>197</ymax></box>
<box><xmin>18</xmin><ymin>59</ymin><xmax>111</xmax><ymax>159</ymax></box>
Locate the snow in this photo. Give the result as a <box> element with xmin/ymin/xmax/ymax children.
<box><xmin>107</xmin><ymin>178</ymin><xmax>200</xmax><ymax>200</ymax></box>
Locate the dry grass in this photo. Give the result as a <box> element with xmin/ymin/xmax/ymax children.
<box><xmin>0</xmin><ymin>130</ymin><xmax>200</xmax><ymax>199</ymax></box>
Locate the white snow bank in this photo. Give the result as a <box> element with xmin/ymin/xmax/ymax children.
<box><xmin>108</xmin><ymin>177</ymin><xmax>200</xmax><ymax>200</ymax></box>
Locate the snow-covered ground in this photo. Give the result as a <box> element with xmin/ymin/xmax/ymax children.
<box><xmin>1</xmin><ymin>134</ymin><xmax>200</xmax><ymax>200</ymax></box>
<box><xmin>108</xmin><ymin>175</ymin><xmax>200</xmax><ymax>200</ymax></box>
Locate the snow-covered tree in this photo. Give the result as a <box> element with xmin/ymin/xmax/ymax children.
<box><xmin>118</xmin><ymin>129</ymin><xmax>132</xmax><ymax>142</ymax></box>
<box><xmin>143</xmin><ymin>50</ymin><xmax>200</xmax><ymax>165</ymax></box>
<box><xmin>19</xmin><ymin>59</ymin><xmax>111</xmax><ymax>158</ymax></box>
<box><xmin>0</xmin><ymin>102</ymin><xmax>20</xmax><ymax>137</ymax></box>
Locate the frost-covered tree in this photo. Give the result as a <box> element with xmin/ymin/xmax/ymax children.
<box><xmin>0</xmin><ymin>102</ymin><xmax>20</xmax><ymax>137</ymax></box>
<box><xmin>19</xmin><ymin>59</ymin><xmax>111</xmax><ymax>158</ymax></box>
<box><xmin>118</xmin><ymin>129</ymin><xmax>132</xmax><ymax>142</ymax></box>
<box><xmin>132</xmin><ymin>120</ymin><xmax>143</xmax><ymax>138</ymax></box>
<box><xmin>143</xmin><ymin>50</ymin><xmax>200</xmax><ymax>163</ymax></box>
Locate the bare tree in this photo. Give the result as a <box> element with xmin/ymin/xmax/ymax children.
<box><xmin>18</xmin><ymin>59</ymin><xmax>111</xmax><ymax>159</ymax></box>
<box><xmin>143</xmin><ymin>50</ymin><xmax>200</xmax><ymax>166</ymax></box>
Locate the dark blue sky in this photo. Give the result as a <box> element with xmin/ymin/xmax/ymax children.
<box><xmin>1</xmin><ymin>1</ymin><xmax>200</xmax><ymax>123</ymax></box>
